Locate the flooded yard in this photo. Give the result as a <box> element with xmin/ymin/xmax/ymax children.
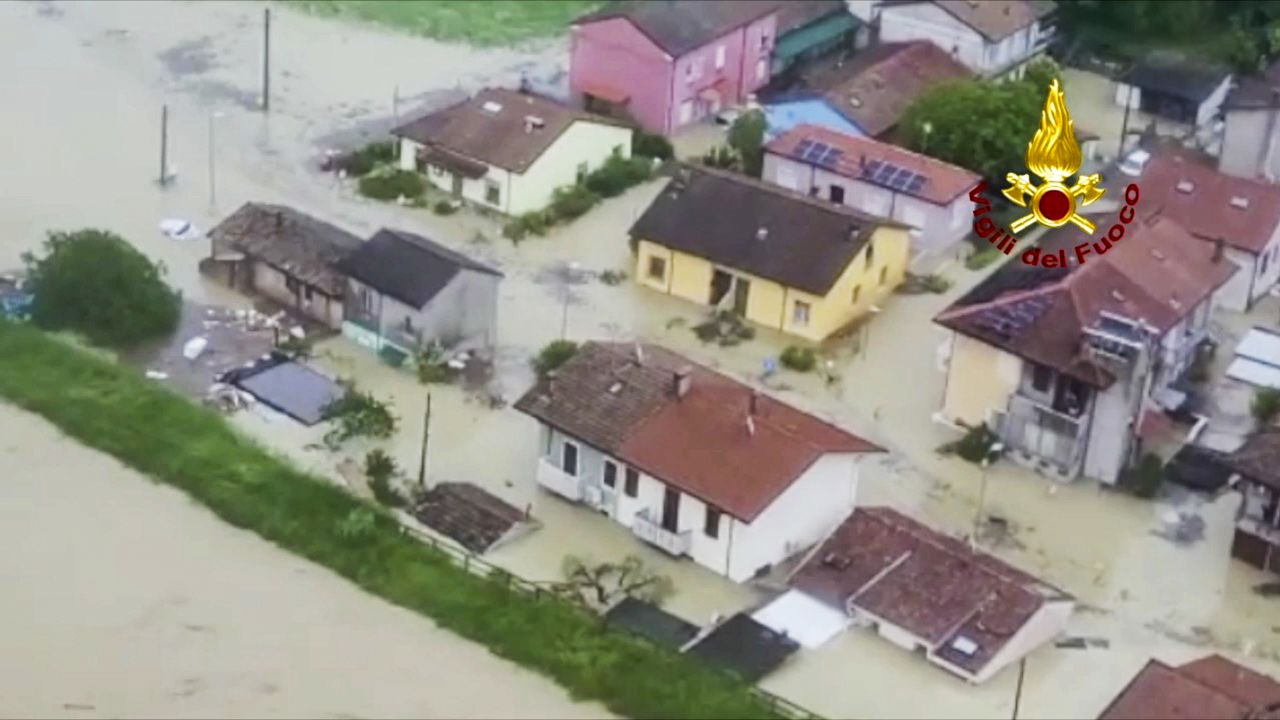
<box><xmin>3</xmin><ymin>1</ymin><xmax>1280</xmax><ymax>717</ymax></box>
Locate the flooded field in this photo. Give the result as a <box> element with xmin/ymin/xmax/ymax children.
<box><xmin>3</xmin><ymin>2</ymin><xmax>1280</xmax><ymax>718</ymax></box>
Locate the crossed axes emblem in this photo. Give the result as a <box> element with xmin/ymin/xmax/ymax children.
<box><xmin>1002</xmin><ymin>172</ymin><xmax>1106</xmax><ymax>235</ymax></box>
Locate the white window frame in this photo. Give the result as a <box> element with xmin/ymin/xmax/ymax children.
<box><xmin>715</xmin><ymin>45</ymin><xmax>726</xmax><ymax>69</ymax></box>
<box><xmin>484</xmin><ymin>180</ymin><xmax>501</xmax><ymax>206</ymax></box>
<box><xmin>793</xmin><ymin>300</ymin><xmax>811</xmax><ymax>326</ymax></box>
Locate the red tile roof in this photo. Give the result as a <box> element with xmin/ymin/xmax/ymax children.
<box><xmin>1099</xmin><ymin>656</ymin><xmax>1280</xmax><ymax>719</ymax></box>
<box><xmin>935</xmin><ymin>216</ymin><xmax>1237</xmax><ymax>388</ymax></box>
<box><xmin>1135</xmin><ymin>148</ymin><xmax>1280</xmax><ymax>255</ymax></box>
<box><xmin>793</xmin><ymin>507</ymin><xmax>1068</xmax><ymax>676</ymax></box>
<box><xmin>514</xmin><ymin>343</ymin><xmax>882</xmax><ymax>521</ymax></box>
<box><xmin>766</xmin><ymin>123</ymin><xmax>980</xmax><ymax>205</ymax></box>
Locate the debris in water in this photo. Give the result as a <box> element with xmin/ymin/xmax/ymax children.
<box><xmin>1254</xmin><ymin>582</ymin><xmax>1280</xmax><ymax>598</ymax></box>
<box><xmin>182</xmin><ymin>336</ymin><xmax>209</xmax><ymax>360</ymax></box>
<box><xmin>145</xmin><ymin>370</ymin><xmax>168</xmax><ymax>380</ymax></box>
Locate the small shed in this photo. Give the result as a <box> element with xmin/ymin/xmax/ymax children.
<box><xmin>685</xmin><ymin>613</ymin><xmax>800</xmax><ymax>682</ymax></box>
<box><xmin>1116</xmin><ymin>54</ymin><xmax>1232</xmax><ymax>129</ymax></box>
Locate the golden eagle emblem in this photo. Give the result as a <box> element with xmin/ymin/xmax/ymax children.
<box><xmin>1003</xmin><ymin>79</ymin><xmax>1105</xmax><ymax>235</ymax></box>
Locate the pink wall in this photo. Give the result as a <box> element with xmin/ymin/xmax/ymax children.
<box><xmin>571</xmin><ymin>13</ymin><xmax>778</xmax><ymax>135</ymax></box>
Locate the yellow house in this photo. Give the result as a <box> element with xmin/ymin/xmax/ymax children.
<box><xmin>629</xmin><ymin>165</ymin><xmax>911</xmax><ymax>342</ymax></box>
<box><xmin>393</xmin><ymin>88</ymin><xmax>633</xmax><ymax>216</ymax></box>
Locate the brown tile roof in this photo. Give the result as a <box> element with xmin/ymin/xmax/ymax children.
<box><xmin>1134</xmin><ymin>148</ymin><xmax>1280</xmax><ymax>255</ymax></box>
<box><xmin>793</xmin><ymin>507</ymin><xmax>1068</xmax><ymax>676</ymax></box>
<box><xmin>514</xmin><ymin>342</ymin><xmax>881</xmax><ymax>521</ymax></box>
<box><xmin>1224</xmin><ymin>430</ymin><xmax>1280</xmax><ymax>492</ymax></box>
<box><xmin>1226</xmin><ymin>59</ymin><xmax>1280</xmax><ymax>110</ymax></box>
<box><xmin>766</xmin><ymin>123</ymin><xmax>980</xmax><ymax>205</ymax></box>
<box><xmin>1098</xmin><ymin>656</ymin><xmax>1280</xmax><ymax>720</ymax></box>
<box><xmin>391</xmin><ymin>88</ymin><xmax>626</xmax><ymax>174</ymax></box>
<box><xmin>576</xmin><ymin>1</ymin><xmax>778</xmax><ymax>57</ymax></box>
<box><xmin>413</xmin><ymin>482</ymin><xmax>526</xmax><ymax>554</ymax></box>
<box><xmin>935</xmin><ymin>216</ymin><xmax>1237</xmax><ymax>388</ymax></box>
<box><xmin>882</xmin><ymin>0</ymin><xmax>1055</xmax><ymax>42</ymax></box>
<box><xmin>630</xmin><ymin>164</ymin><xmax>907</xmax><ymax>295</ymax></box>
<box><xmin>207</xmin><ymin>202</ymin><xmax>363</xmax><ymax>297</ymax></box>
<box><xmin>800</xmin><ymin>41</ymin><xmax>973</xmax><ymax>137</ymax></box>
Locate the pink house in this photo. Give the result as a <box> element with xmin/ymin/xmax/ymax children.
<box><xmin>570</xmin><ymin>1</ymin><xmax>779</xmax><ymax>135</ymax></box>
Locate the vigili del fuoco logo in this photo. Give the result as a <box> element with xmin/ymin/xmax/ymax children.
<box><xmin>969</xmin><ymin>79</ymin><xmax>1142</xmax><ymax>268</ymax></box>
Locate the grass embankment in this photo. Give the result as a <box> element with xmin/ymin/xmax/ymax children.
<box><xmin>291</xmin><ymin>0</ymin><xmax>600</xmax><ymax>46</ymax></box>
<box><xmin>0</xmin><ymin>322</ymin><xmax>778</xmax><ymax>720</ymax></box>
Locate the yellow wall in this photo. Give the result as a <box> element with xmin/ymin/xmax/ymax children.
<box><xmin>635</xmin><ymin>225</ymin><xmax>910</xmax><ymax>342</ymax></box>
<box><xmin>942</xmin><ymin>332</ymin><xmax>1024</xmax><ymax>426</ymax></box>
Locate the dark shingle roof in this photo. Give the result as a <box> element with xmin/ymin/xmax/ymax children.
<box><xmin>391</xmin><ymin>88</ymin><xmax>625</xmax><ymax>174</ymax></box>
<box><xmin>412</xmin><ymin>482</ymin><xmax>526</xmax><ymax>554</ymax></box>
<box><xmin>207</xmin><ymin>203</ymin><xmax>363</xmax><ymax>296</ymax></box>
<box><xmin>629</xmin><ymin>164</ymin><xmax>904</xmax><ymax>295</ymax></box>
<box><xmin>576</xmin><ymin>0</ymin><xmax>779</xmax><ymax>57</ymax></box>
<box><xmin>1225</xmin><ymin>430</ymin><xmax>1280</xmax><ymax>493</ymax></box>
<box><xmin>1225</xmin><ymin>59</ymin><xmax>1280</xmax><ymax>110</ymax></box>
<box><xmin>1125</xmin><ymin>53</ymin><xmax>1232</xmax><ymax>104</ymax></box>
<box><xmin>338</xmin><ymin>229</ymin><xmax>501</xmax><ymax>309</ymax></box>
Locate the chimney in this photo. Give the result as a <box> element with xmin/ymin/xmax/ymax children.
<box><xmin>1213</xmin><ymin>237</ymin><xmax>1225</xmax><ymax>263</ymax></box>
<box><xmin>673</xmin><ymin>366</ymin><xmax>692</xmax><ymax>399</ymax></box>
<box><xmin>757</xmin><ymin>226</ymin><xmax>769</xmax><ymax>241</ymax></box>
<box><xmin>546</xmin><ymin>369</ymin><xmax>557</xmax><ymax>395</ymax></box>
<box><xmin>633</xmin><ymin>343</ymin><xmax>644</xmax><ymax>365</ymax></box>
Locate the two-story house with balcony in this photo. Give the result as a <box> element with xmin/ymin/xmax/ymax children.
<box><xmin>875</xmin><ymin>0</ymin><xmax>1056</xmax><ymax>80</ymax></box>
<box><xmin>1122</xmin><ymin>147</ymin><xmax>1280</xmax><ymax>312</ymax></box>
<box><xmin>514</xmin><ymin>341</ymin><xmax>883</xmax><ymax>582</ymax></box>
<box><xmin>763</xmin><ymin>124</ymin><xmax>979</xmax><ymax>263</ymax></box>
<box><xmin>569</xmin><ymin>1</ymin><xmax>779</xmax><ymax>134</ymax></box>
<box><xmin>934</xmin><ymin>215</ymin><xmax>1235</xmax><ymax>484</ymax></box>
<box><xmin>1223</xmin><ymin>430</ymin><xmax>1280</xmax><ymax>576</ymax></box>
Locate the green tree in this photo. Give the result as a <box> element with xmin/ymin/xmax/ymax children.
<box><xmin>1022</xmin><ymin>58</ymin><xmax>1062</xmax><ymax>95</ymax></box>
<box><xmin>22</xmin><ymin>229</ymin><xmax>181</xmax><ymax>348</ymax></box>
<box><xmin>532</xmin><ymin>340</ymin><xmax>578</xmax><ymax>379</ymax></box>
<box><xmin>727</xmin><ymin>109</ymin><xmax>767</xmax><ymax>177</ymax></box>
<box><xmin>1253</xmin><ymin>387</ymin><xmax>1280</xmax><ymax>427</ymax></box>
<box><xmin>900</xmin><ymin>78</ymin><xmax>1042</xmax><ymax>181</ymax></box>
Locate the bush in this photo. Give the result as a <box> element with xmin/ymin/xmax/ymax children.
<box><xmin>633</xmin><ymin>131</ymin><xmax>674</xmax><ymax>160</ymax></box>
<box><xmin>701</xmin><ymin>145</ymin><xmax>737</xmax><ymax>170</ymax></box>
<box><xmin>1253</xmin><ymin>388</ymin><xmax>1280</xmax><ymax>426</ymax></box>
<box><xmin>365</xmin><ymin>449</ymin><xmax>406</xmax><ymax>508</ymax></box>
<box><xmin>727</xmin><ymin>109</ymin><xmax>767</xmax><ymax>177</ymax></box>
<box><xmin>585</xmin><ymin>155</ymin><xmax>654</xmax><ymax>198</ymax></box>
<box><xmin>780</xmin><ymin>346</ymin><xmax>817</xmax><ymax>373</ymax></box>
<box><xmin>1121</xmin><ymin>453</ymin><xmax>1165</xmax><ymax>499</ymax></box>
<box><xmin>922</xmin><ymin>274</ymin><xmax>953</xmax><ymax>293</ymax></box>
<box><xmin>23</xmin><ymin>229</ymin><xmax>181</xmax><ymax>348</ymax></box>
<box><xmin>322</xmin><ymin>388</ymin><xmax>398</xmax><ymax>448</ymax></box>
<box><xmin>416</xmin><ymin>344</ymin><xmax>458</xmax><ymax>385</ymax></box>
<box><xmin>432</xmin><ymin>200</ymin><xmax>458</xmax><ymax>215</ymax></box>
<box><xmin>0</xmin><ymin>323</ymin><xmax>777</xmax><ymax>719</ymax></box>
<box><xmin>965</xmin><ymin>246</ymin><xmax>1003</xmax><ymax>270</ymax></box>
<box><xmin>951</xmin><ymin>423</ymin><xmax>1001</xmax><ymax>464</ymax></box>
<box><xmin>358</xmin><ymin>169</ymin><xmax>425</xmax><ymax>201</ymax></box>
<box><xmin>548</xmin><ymin>185</ymin><xmax>600</xmax><ymax>222</ymax></box>
<box><xmin>335</xmin><ymin>140</ymin><xmax>398</xmax><ymax>176</ymax></box>
<box><xmin>533</xmin><ymin>340</ymin><xmax>579</xmax><ymax>378</ymax></box>
<box><xmin>502</xmin><ymin>210</ymin><xmax>551</xmax><ymax>243</ymax></box>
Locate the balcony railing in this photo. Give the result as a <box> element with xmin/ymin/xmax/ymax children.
<box><xmin>536</xmin><ymin>457</ymin><xmax>582</xmax><ymax>502</ymax></box>
<box><xmin>632</xmin><ymin>508</ymin><xmax>692</xmax><ymax>557</ymax></box>
<box><xmin>1000</xmin><ymin>394</ymin><xmax>1090</xmax><ymax>476</ymax></box>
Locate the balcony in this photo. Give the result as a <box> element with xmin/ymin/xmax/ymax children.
<box><xmin>536</xmin><ymin>457</ymin><xmax>582</xmax><ymax>502</ymax></box>
<box><xmin>632</xmin><ymin>508</ymin><xmax>692</xmax><ymax>557</ymax></box>
<box><xmin>1000</xmin><ymin>394</ymin><xmax>1090</xmax><ymax>477</ymax></box>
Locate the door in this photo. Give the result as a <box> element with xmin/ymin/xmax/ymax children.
<box><xmin>829</xmin><ymin>185</ymin><xmax>845</xmax><ymax>205</ymax></box>
<box><xmin>562</xmin><ymin>441</ymin><xmax>578</xmax><ymax>476</ymax></box>
<box><xmin>679</xmin><ymin>100</ymin><xmax>694</xmax><ymax>126</ymax></box>
<box><xmin>710</xmin><ymin>269</ymin><xmax>733</xmax><ymax>306</ymax></box>
<box><xmin>661</xmin><ymin>486</ymin><xmax>680</xmax><ymax>532</ymax></box>
<box><xmin>450</xmin><ymin>173</ymin><xmax>463</xmax><ymax>197</ymax></box>
<box><xmin>732</xmin><ymin>277</ymin><xmax>751</xmax><ymax>316</ymax></box>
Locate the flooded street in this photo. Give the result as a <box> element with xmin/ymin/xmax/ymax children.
<box><xmin>3</xmin><ymin>2</ymin><xmax>1280</xmax><ymax>718</ymax></box>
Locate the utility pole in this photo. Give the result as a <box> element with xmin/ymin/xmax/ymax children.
<box><xmin>1011</xmin><ymin>657</ymin><xmax>1027</xmax><ymax>720</ymax></box>
<box><xmin>393</xmin><ymin>85</ymin><xmax>400</xmax><ymax>124</ymax></box>
<box><xmin>417</xmin><ymin>392</ymin><xmax>432</xmax><ymax>491</ymax></box>
<box><xmin>207</xmin><ymin>111</ymin><xmax>217</xmax><ymax>209</ymax></box>
<box><xmin>159</xmin><ymin>104</ymin><xmax>169</xmax><ymax>186</ymax></box>
<box><xmin>971</xmin><ymin>442</ymin><xmax>1005</xmax><ymax>550</ymax></box>
<box><xmin>1119</xmin><ymin>78</ymin><xmax>1134</xmax><ymax>159</ymax></box>
<box><xmin>261</xmin><ymin>8</ymin><xmax>271</xmax><ymax>112</ymax></box>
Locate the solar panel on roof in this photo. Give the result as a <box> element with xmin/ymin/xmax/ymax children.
<box><xmin>795</xmin><ymin>139</ymin><xmax>814</xmax><ymax>157</ymax></box>
<box><xmin>907</xmin><ymin>175</ymin><xmax>927</xmax><ymax>193</ymax></box>
<box><xmin>805</xmin><ymin>141</ymin><xmax>831</xmax><ymax>162</ymax></box>
<box><xmin>862</xmin><ymin>159</ymin><xmax>883</xmax><ymax>178</ymax></box>
<box><xmin>818</xmin><ymin>148</ymin><xmax>843</xmax><ymax>168</ymax></box>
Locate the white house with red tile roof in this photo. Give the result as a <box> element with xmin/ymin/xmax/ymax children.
<box><xmin>514</xmin><ymin>342</ymin><xmax>883</xmax><ymax>582</ymax></box>
<box><xmin>763</xmin><ymin>123</ymin><xmax>980</xmax><ymax>263</ymax></box>
<box><xmin>781</xmin><ymin>506</ymin><xmax>1073</xmax><ymax>683</ymax></box>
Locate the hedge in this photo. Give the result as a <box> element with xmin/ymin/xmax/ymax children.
<box><xmin>0</xmin><ymin>322</ymin><xmax>779</xmax><ymax>720</ymax></box>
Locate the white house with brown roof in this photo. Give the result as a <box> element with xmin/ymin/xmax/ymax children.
<box><xmin>1124</xmin><ymin>147</ymin><xmax>1280</xmax><ymax>311</ymax></box>
<box><xmin>777</xmin><ymin>506</ymin><xmax>1073</xmax><ymax>683</ymax></box>
<box><xmin>514</xmin><ymin>342</ymin><xmax>883</xmax><ymax>582</ymax></box>
<box><xmin>875</xmin><ymin>0</ymin><xmax>1056</xmax><ymax>79</ymax></box>
<box><xmin>392</xmin><ymin>88</ymin><xmax>633</xmax><ymax>216</ymax></box>
<box><xmin>763</xmin><ymin>123</ymin><xmax>980</xmax><ymax>262</ymax></box>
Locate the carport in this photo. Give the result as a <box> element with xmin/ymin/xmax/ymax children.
<box><xmin>751</xmin><ymin>589</ymin><xmax>850</xmax><ymax>650</ymax></box>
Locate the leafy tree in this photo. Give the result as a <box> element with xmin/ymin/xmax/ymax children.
<box><xmin>1022</xmin><ymin>58</ymin><xmax>1062</xmax><ymax>95</ymax></box>
<box><xmin>22</xmin><ymin>229</ymin><xmax>181</xmax><ymax>348</ymax></box>
<box><xmin>322</xmin><ymin>388</ymin><xmax>398</xmax><ymax>448</ymax></box>
<box><xmin>899</xmin><ymin>78</ymin><xmax>1043</xmax><ymax>181</ymax></box>
<box><xmin>557</xmin><ymin>555</ymin><xmax>674</xmax><ymax>611</ymax></box>
<box><xmin>726</xmin><ymin>109</ymin><xmax>767</xmax><ymax>177</ymax></box>
<box><xmin>532</xmin><ymin>339</ymin><xmax>578</xmax><ymax>379</ymax></box>
<box><xmin>364</xmin><ymin>449</ymin><xmax>406</xmax><ymax>508</ymax></box>
<box><xmin>1253</xmin><ymin>387</ymin><xmax>1280</xmax><ymax>427</ymax></box>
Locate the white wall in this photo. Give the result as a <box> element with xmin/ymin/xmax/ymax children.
<box><xmin>1196</xmin><ymin>76</ymin><xmax>1233</xmax><ymax>128</ymax></box>
<box><xmin>508</xmin><ymin>120</ymin><xmax>633</xmax><ymax>215</ymax></box>
<box><xmin>966</xmin><ymin>599</ymin><xmax>1073</xmax><ymax>684</ymax></box>
<box><xmin>1221</xmin><ymin>108</ymin><xmax>1275</xmax><ymax>180</ymax></box>
<box><xmin>877</xmin><ymin>2</ymin><xmax>1042</xmax><ymax>78</ymax></box>
<box><xmin>1250</xmin><ymin>227</ymin><xmax>1280</xmax><ymax>306</ymax></box>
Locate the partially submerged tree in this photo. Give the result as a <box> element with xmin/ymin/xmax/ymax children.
<box><xmin>23</xmin><ymin>229</ymin><xmax>181</xmax><ymax>348</ymax></box>
<box><xmin>899</xmin><ymin>78</ymin><xmax>1043</xmax><ymax>181</ymax></box>
<box><xmin>322</xmin><ymin>388</ymin><xmax>398</xmax><ymax>449</ymax></box>
<box><xmin>727</xmin><ymin>109</ymin><xmax>767</xmax><ymax>177</ymax></box>
<box><xmin>557</xmin><ymin>555</ymin><xmax>674</xmax><ymax>611</ymax></box>
<box><xmin>1253</xmin><ymin>387</ymin><xmax>1280</xmax><ymax>427</ymax></box>
<box><xmin>532</xmin><ymin>340</ymin><xmax>578</xmax><ymax>379</ymax></box>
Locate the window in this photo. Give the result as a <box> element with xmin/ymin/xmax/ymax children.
<box><xmin>686</xmin><ymin>58</ymin><xmax>702</xmax><ymax>82</ymax></box>
<box><xmin>612</xmin><ymin>144</ymin><xmax>623</xmax><ymax>157</ymax></box>
<box><xmin>603</xmin><ymin>460</ymin><xmax>617</xmax><ymax>488</ymax></box>
<box><xmin>793</xmin><ymin>300</ymin><xmax>811</xmax><ymax>326</ymax></box>
<box><xmin>485</xmin><ymin>180</ymin><xmax>501</xmax><ymax>205</ymax></box>
<box><xmin>829</xmin><ymin>185</ymin><xmax>845</xmax><ymax>205</ymax></box>
<box><xmin>704</xmin><ymin>506</ymin><xmax>721</xmax><ymax>538</ymax></box>
<box><xmin>285</xmin><ymin>276</ymin><xmax>300</xmax><ymax>294</ymax></box>
<box><xmin>576</xmin><ymin>161</ymin><xmax>589</xmax><ymax>184</ymax></box>
<box><xmin>402</xmin><ymin>316</ymin><xmax>414</xmax><ymax>333</ymax></box>
<box><xmin>304</xmin><ymin>285</ymin><xmax>314</xmax><ymax>302</ymax></box>
<box><xmin>431</xmin><ymin>164</ymin><xmax>445</xmax><ymax>177</ymax></box>
<box><xmin>359</xmin><ymin>288</ymin><xmax>373</xmax><ymax>313</ymax></box>
<box><xmin>562</xmin><ymin>441</ymin><xmax>579</xmax><ymax>476</ymax></box>
<box><xmin>679</xmin><ymin>100</ymin><xmax>694</xmax><ymax>125</ymax></box>
<box><xmin>647</xmin><ymin>256</ymin><xmax>667</xmax><ymax>281</ymax></box>
<box><xmin>879</xmin><ymin>266</ymin><xmax>888</xmax><ymax>286</ymax></box>
<box><xmin>1031</xmin><ymin>364</ymin><xmax>1052</xmax><ymax>392</ymax></box>
<box><xmin>760</xmin><ymin>34</ymin><xmax>770</xmax><ymax>50</ymax></box>
<box><xmin>866</xmin><ymin>242</ymin><xmax>875</xmax><ymax>266</ymax></box>
<box><xmin>852</xmin><ymin>285</ymin><xmax>861</xmax><ymax>304</ymax></box>
<box><xmin>1264</xmin><ymin>250</ymin><xmax>1272</xmax><ymax>277</ymax></box>
<box><xmin>624</xmin><ymin>467</ymin><xmax>639</xmax><ymax>497</ymax></box>
<box><xmin>755</xmin><ymin>57</ymin><xmax>767</xmax><ymax>81</ymax></box>
<box><xmin>715</xmin><ymin>44</ymin><xmax>726</xmax><ymax>69</ymax></box>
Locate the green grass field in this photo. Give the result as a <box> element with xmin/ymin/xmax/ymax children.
<box><xmin>291</xmin><ymin>0</ymin><xmax>601</xmax><ymax>46</ymax></box>
<box><xmin>0</xmin><ymin>321</ymin><xmax>780</xmax><ymax>720</ymax></box>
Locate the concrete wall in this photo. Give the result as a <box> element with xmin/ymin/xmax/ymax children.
<box><xmin>249</xmin><ymin>260</ymin><xmax>343</xmax><ymax>329</ymax></box>
<box><xmin>569</xmin><ymin>17</ymin><xmax>675</xmax><ymax>134</ymax></box>
<box><xmin>1082</xmin><ymin>377</ymin><xmax>1136</xmax><ymax>485</ymax></box>
<box><xmin>942</xmin><ymin>333</ymin><xmax>1023</xmax><ymax>427</ymax></box>
<box><xmin>877</xmin><ymin>2</ymin><xmax>1043</xmax><ymax>78</ymax></box>
<box><xmin>345</xmin><ymin>269</ymin><xmax>499</xmax><ymax>355</ymax></box>
<box><xmin>1221</xmin><ymin>107</ymin><xmax>1280</xmax><ymax>181</ymax></box>
<box><xmin>967</xmin><ymin>599</ymin><xmax>1074</xmax><ymax>684</ymax></box>
<box><xmin>1197</xmin><ymin>77</ymin><xmax>1233</xmax><ymax>128</ymax></box>
<box><xmin>763</xmin><ymin>151</ymin><xmax>972</xmax><ymax>259</ymax></box>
